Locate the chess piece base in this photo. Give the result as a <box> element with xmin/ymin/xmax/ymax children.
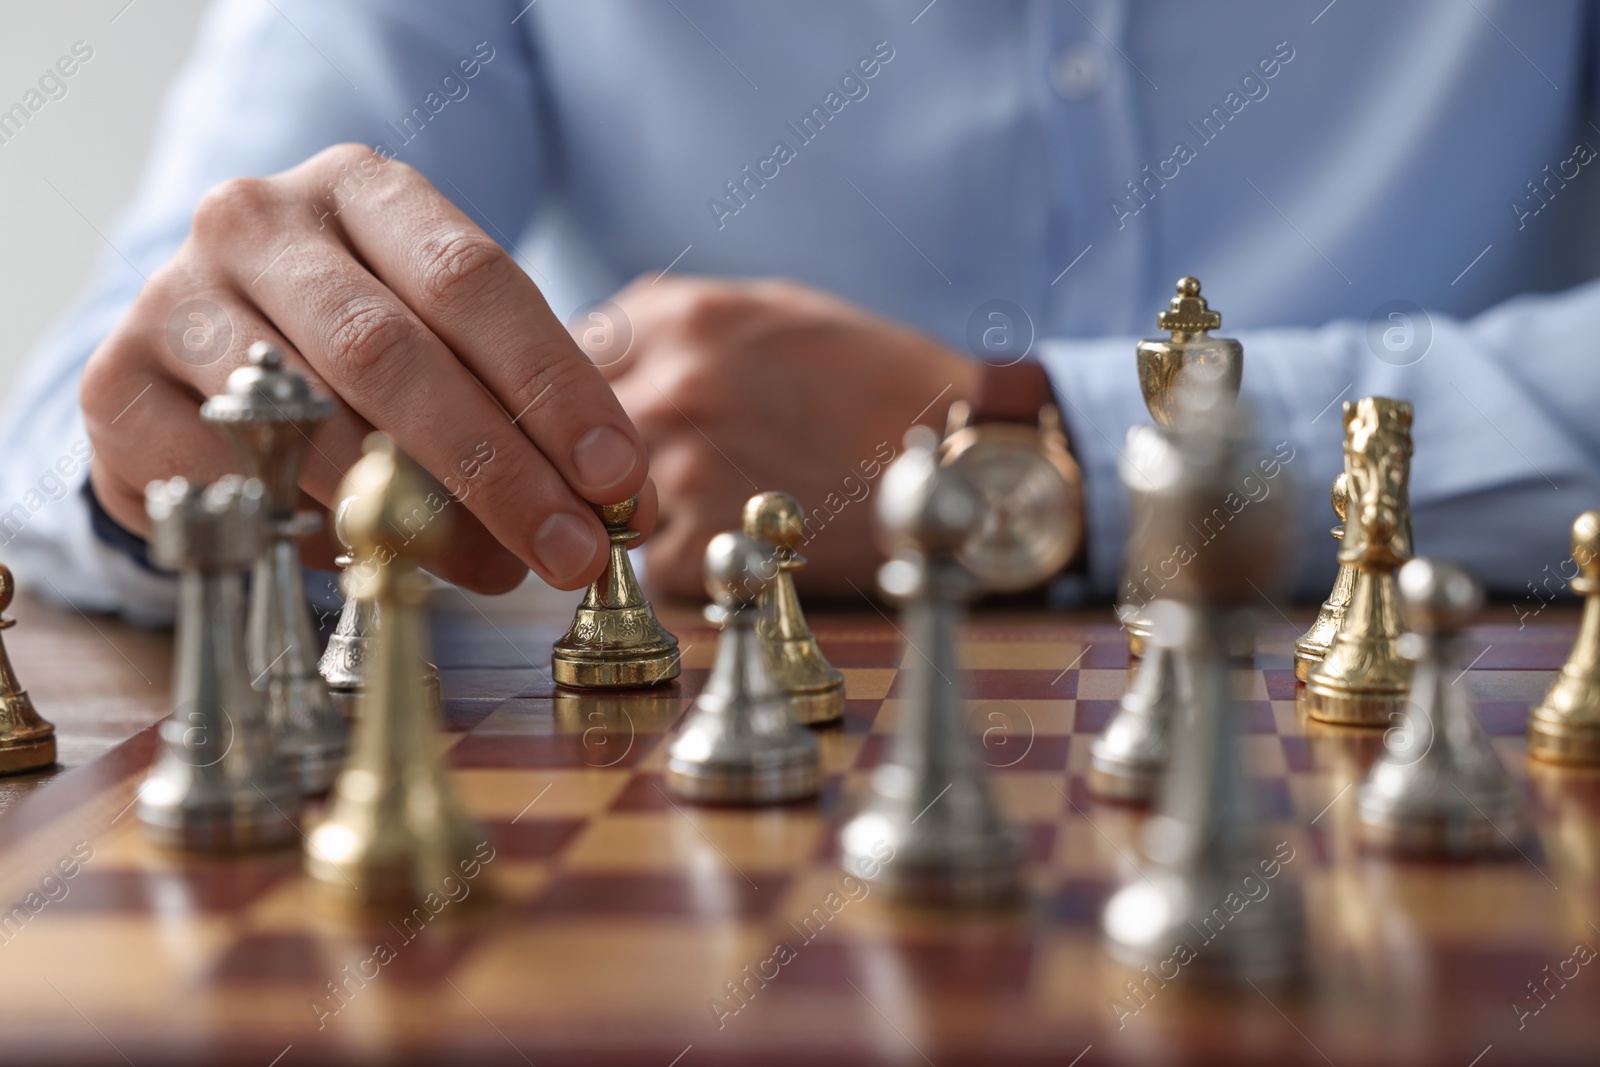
<box><xmin>1357</xmin><ymin>786</ymin><xmax>1523</xmax><ymax>858</ymax></box>
<box><xmin>848</xmin><ymin>855</ymin><xmax>1023</xmax><ymax>908</ymax></box>
<box><xmin>1527</xmin><ymin>720</ymin><xmax>1600</xmax><ymax>766</ymax></box>
<box><xmin>138</xmin><ymin>797</ymin><xmax>299</xmax><ymax>852</ymax></box>
<box><xmin>1299</xmin><ymin>683</ymin><xmax>1407</xmax><ymax>727</ymax></box>
<box><xmin>840</xmin><ymin>825</ymin><xmax>1023</xmax><ymax>908</ymax></box>
<box><xmin>1291</xmin><ymin>649</ymin><xmax>1321</xmax><ymax>684</ymax></box>
<box><xmin>0</xmin><ymin>689</ymin><xmax>57</xmax><ymax>775</ymax></box>
<box><xmin>1103</xmin><ymin>877</ymin><xmax>1304</xmax><ymax>985</ymax></box>
<box><xmin>665</xmin><ymin>752</ymin><xmax>819</xmax><ymax>804</ymax></box>
<box><xmin>553</xmin><ymin>646</ymin><xmax>681</xmax><ymax>689</ymax></box>
<box><xmin>788</xmin><ymin>680</ymin><xmax>845</xmax><ymax>727</ymax></box>
<box><xmin>1086</xmin><ymin>758</ymin><xmax>1160</xmax><ymax>804</ymax></box>
<box><xmin>1527</xmin><ymin>668</ymin><xmax>1600</xmax><ymax>765</ymax></box>
<box><xmin>0</xmin><ymin>735</ymin><xmax>56</xmax><ymax>776</ymax></box>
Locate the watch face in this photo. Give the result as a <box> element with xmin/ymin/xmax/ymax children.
<box><xmin>943</xmin><ymin>436</ymin><xmax>1080</xmax><ymax>591</ymax></box>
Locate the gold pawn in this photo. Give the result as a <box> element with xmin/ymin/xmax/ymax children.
<box><xmin>0</xmin><ymin>564</ymin><xmax>56</xmax><ymax>775</ymax></box>
<box><xmin>1294</xmin><ymin>473</ymin><xmax>1356</xmax><ymax>682</ymax></box>
<box><xmin>551</xmin><ymin>496</ymin><xmax>681</xmax><ymax>689</ymax></box>
<box><xmin>743</xmin><ymin>491</ymin><xmax>845</xmax><ymax>726</ymax></box>
<box><xmin>305</xmin><ymin>434</ymin><xmax>485</xmax><ymax>908</ymax></box>
<box><xmin>1528</xmin><ymin>511</ymin><xmax>1600</xmax><ymax>765</ymax></box>
<box><xmin>1302</xmin><ymin>398</ymin><xmax>1414</xmax><ymax>726</ymax></box>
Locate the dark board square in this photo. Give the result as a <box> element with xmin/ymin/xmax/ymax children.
<box><xmin>1074</xmin><ymin>700</ymin><xmax>1120</xmax><ymax>734</ymax></box>
<box><xmin>840</xmin><ymin>699</ymin><xmax>883</xmax><ymax>734</ymax></box>
<box><xmin>895</xmin><ymin>669</ymin><xmax>1075</xmax><ymax>700</ymax></box>
<box><xmin>52</xmin><ymin>860</ymin><xmax>296</xmax><ymax>914</ymax></box>
<box><xmin>1083</xmin><ymin>643</ymin><xmax>1135</xmax><ymax>668</ymax></box>
<box><xmin>1262</xmin><ymin>668</ymin><xmax>1300</xmax><ymax>701</ymax></box>
<box><xmin>1238</xmin><ymin>700</ymin><xmax>1277</xmax><ymax>734</ymax></box>
<box><xmin>485</xmin><ymin>818</ymin><xmax>585</xmax><ymax>860</ymax></box>
<box><xmin>1047</xmin><ymin>877</ymin><xmax>1115</xmax><ymax>924</ymax></box>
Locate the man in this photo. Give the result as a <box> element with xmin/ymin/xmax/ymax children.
<box><xmin>2</xmin><ymin>0</ymin><xmax>1597</xmax><ymax>624</ymax></box>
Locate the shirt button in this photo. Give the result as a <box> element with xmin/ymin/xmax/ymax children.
<box><xmin>1052</xmin><ymin>44</ymin><xmax>1106</xmax><ymax>100</ymax></box>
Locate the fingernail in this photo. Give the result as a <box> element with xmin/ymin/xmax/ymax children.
<box><xmin>571</xmin><ymin>425</ymin><xmax>638</xmax><ymax>490</ymax></box>
<box><xmin>534</xmin><ymin>512</ymin><xmax>599</xmax><ymax>580</ymax></box>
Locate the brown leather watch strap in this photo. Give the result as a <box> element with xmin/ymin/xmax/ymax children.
<box><xmin>969</xmin><ymin>360</ymin><xmax>1053</xmax><ymax>424</ymax></box>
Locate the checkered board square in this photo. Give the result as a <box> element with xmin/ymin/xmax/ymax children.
<box><xmin>0</xmin><ymin>613</ymin><xmax>1595</xmax><ymax>1066</ymax></box>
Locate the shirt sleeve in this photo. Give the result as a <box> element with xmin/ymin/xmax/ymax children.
<box><xmin>1040</xmin><ymin>278</ymin><xmax>1600</xmax><ymax>605</ymax></box>
<box><xmin>0</xmin><ymin>0</ymin><xmax>546</xmax><ymax>623</ymax></box>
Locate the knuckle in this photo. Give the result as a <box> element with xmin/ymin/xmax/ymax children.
<box><xmin>415</xmin><ymin>231</ymin><xmax>512</xmax><ymax>312</ymax></box>
<box><xmin>321</xmin><ymin>300</ymin><xmax>418</xmax><ymax>385</ymax></box>
<box><xmin>654</xmin><ymin>361</ymin><xmax>715</xmax><ymax>416</ymax></box>
<box><xmin>516</xmin><ymin>342</ymin><xmax>599</xmax><ymax>412</ymax></box>
<box><xmin>78</xmin><ymin>346</ymin><xmax>129</xmax><ymax>428</ymax></box>
<box><xmin>316</xmin><ymin>141</ymin><xmax>381</xmax><ymax>172</ymax></box>
<box><xmin>192</xmin><ymin>176</ymin><xmax>278</xmax><ymax>239</ymax></box>
<box><xmin>676</xmin><ymin>285</ymin><xmax>749</xmax><ymax>336</ymax></box>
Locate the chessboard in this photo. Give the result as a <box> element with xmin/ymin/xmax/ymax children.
<box><xmin>0</xmin><ymin>595</ymin><xmax>1595</xmax><ymax>1067</ymax></box>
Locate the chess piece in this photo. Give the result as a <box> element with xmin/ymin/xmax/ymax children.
<box><xmin>1303</xmin><ymin>398</ymin><xmax>1414</xmax><ymax>726</ymax></box>
<box><xmin>1102</xmin><ymin>395</ymin><xmax>1303</xmax><ymax>984</ymax></box>
<box><xmin>1090</xmin><ymin>426</ymin><xmax>1188</xmax><ymax>802</ymax></box>
<box><xmin>1357</xmin><ymin>558</ymin><xmax>1524</xmax><ymax>855</ymax></box>
<box><xmin>0</xmin><ymin>564</ymin><xmax>56</xmax><ymax>775</ymax></box>
<box><xmin>1088</xmin><ymin>600</ymin><xmax>1188</xmax><ymax>803</ymax></box>
<box><xmin>742</xmin><ymin>491</ymin><xmax>844</xmax><ymax>726</ymax></box>
<box><xmin>1527</xmin><ymin>511</ymin><xmax>1600</xmax><ymax>765</ymax></box>
<box><xmin>202</xmin><ymin>342</ymin><xmax>347</xmax><ymax>793</ymax></box>
<box><xmin>137</xmin><ymin>477</ymin><xmax>300</xmax><ymax>850</ymax></box>
<box><xmin>1120</xmin><ymin>277</ymin><xmax>1244</xmax><ymax>656</ymax></box>
<box><xmin>552</xmin><ymin>496</ymin><xmax>680</xmax><ymax>689</ymax></box>
<box><xmin>306</xmin><ymin>435</ymin><xmax>484</xmax><ymax>906</ymax></box>
<box><xmin>665</xmin><ymin>532</ymin><xmax>820</xmax><ymax>803</ymax></box>
<box><xmin>838</xmin><ymin>436</ymin><xmax>1024</xmax><ymax>905</ymax></box>
<box><xmin>316</xmin><ymin>496</ymin><xmax>440</xmax><ymax>718</ymax></box>
<box><xmin>1293</xmin><ymin>472</ymin><xmax>1356</xmax><ymax>682</ymax></box>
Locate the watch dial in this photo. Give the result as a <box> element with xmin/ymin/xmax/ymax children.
<box><xmin>948</xmin><ymin>440</ymin><xmax>1079</xmax><ymax>591</ymax></box>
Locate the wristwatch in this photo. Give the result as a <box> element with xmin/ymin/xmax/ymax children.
<box><xmin>939</xmin><ymin>361</ymin><xmax>1083</xmax><ymax>591</ymax></box>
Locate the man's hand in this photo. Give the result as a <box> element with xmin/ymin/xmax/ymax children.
<box><xmin>593</xmin><ymin>276</ymin><xmax>980</xmax><ymax>599</ymax></box>
<box><xmin>80</xmin><ymin>144</ymin><xmax>654</xmax><ymax>593</ymax></box>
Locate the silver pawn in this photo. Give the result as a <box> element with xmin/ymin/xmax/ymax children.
<box><xmin>137</xmin><ymin>477</ymin><xmax>300</xmax><ymax>850</ymax></box>
<box><xmin>1089</xmin><ymin>600</ymin><xmax>1189</xmax><ymax>803</ymax></box>
<box><xmin>202</xmin><ymin>342</ymin><xmax>347</xmax><ymax>793</ymax></box>
<box><xmin>316</xmin><ymin>496</ymin><xmax>440</xmax><ymax>717</ymax></box>
<box><xmin>665</xmin><ymin>532</ymin><xmax>820</xmax><ymax>803</ymax></box>
<box><xmin>1102</xmin><ymin>394</ymin><xmax>1303</xmax><ymax>984</ymax></box>
<box><xmin>838</xmin><ymin>441</ymin><xmax>1023</xmax><ymax>906</ymax></box>
<box><xmin>1358</xmin><ymin>558</ymin><xmax>1525</xmax><ymax>855</ymax></box>
<box><xmin>1091</xmin><ymin>427</ymin><xmax>1190</xmax><ymax>803</ymax></box>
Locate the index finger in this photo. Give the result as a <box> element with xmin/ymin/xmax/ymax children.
<box><xmin>315</xmin><ymin>149</ymin><xmax>649</xmax><ymax>505</ymax></box>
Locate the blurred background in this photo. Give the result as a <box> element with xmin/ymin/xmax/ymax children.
<box><xmin>0</xmin><ymin>0</ymin><xmax>209</xmax><ymax>395</ymax></box>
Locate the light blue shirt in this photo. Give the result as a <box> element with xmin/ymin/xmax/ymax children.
<box><xmin>4</xmin><ymin>0</ymin><xmax>1599</xmax><ymax>621</ymax></box>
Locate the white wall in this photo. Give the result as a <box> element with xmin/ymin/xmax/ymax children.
<box><xmin>0</xmin><ymin>0</ymin><xmax>211</xmax><ymax>395</ymax></box>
